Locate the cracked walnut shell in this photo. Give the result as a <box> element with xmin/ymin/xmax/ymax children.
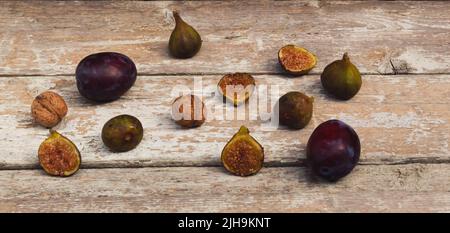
<box><xmin>31</xmin><ymin>91</ymin><xmax>68</xmax><ymax>128</ymax></box>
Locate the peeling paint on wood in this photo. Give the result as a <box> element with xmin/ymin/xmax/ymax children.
<box><xmin>0</xmin><ymin>165</ymin><xmax>449</xmax><ymax>212</ymax></box>
<box><xmin>0</xmin><ymin>1</ymin><xmax>449</xmax><ymax>213</ymax></box>
<box><xmin>0</xmin><ymin>75</ymin><xmax>448</xmax><ymax>169</ymax></box>
<box><xmin>0</xmin><ymin>1</ymin><xmax>449</xmax><ymax>75</ymax></box>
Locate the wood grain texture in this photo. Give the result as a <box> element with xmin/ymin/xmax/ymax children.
<box><xmin>1</xmin><ymin>75</ymin><xmax>448</xmax><ymax>169</ymax></box>
<box><xmin>1</xmin><ymin>164</ymin><xmax>449</xmax><ymax>212</ymax></box>
<box><xmin>0</xmin><ymin>1</ymin><xmax>449</xmax><ymax>75</ymax></box>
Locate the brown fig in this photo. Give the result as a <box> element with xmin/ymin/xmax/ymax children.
<box><xmin>169</xmin><ymin>11</ymin><xmax>202</xmax><ymax>58</ymax></box>
<box><xmin>171</xmin><ymin>94</ymin><xmax>206</xmax><ymax>128</ymax></box>
<box><xmin>38</xmin><ymin>130</ymin><xmax>81</xmax><ymax>177</ymax></box>
<box><xmin>276</xmin><ymin>91</ymin><xmax>314</xmax><ymax>129</ymax></box>
<box><xmin>278</xmin><ymin>45</ymin><xmax>317</xmax><ymax>75</ymax></box>
<box><xmin>218</xmin><ymin>73</ymin><xmax>255</xmax><ymax>106</ymax></box>
<box><xmin>321</xmin><ymin>53</ymin><xmax>362</xmax><ymax>100</ymax></box>
<box><xmin>221</xmin><ymin>126</ymin><xmax>264</xmax><ymax>176</ymax></box>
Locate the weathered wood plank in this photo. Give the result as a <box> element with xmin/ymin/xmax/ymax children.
<box><xmin>0</xmin><ymin>164</ymin><xmax>449</xmax><ymax>212</ymax></box>
<box><xmin>1</xmin><ymin>75</ymin><xmax>448</xmax><ymax>169</ymax></box>
<box><xmin>0</xmin><ymin>1</ymin><xmax>449</xmax><ymax>75</ymax></box>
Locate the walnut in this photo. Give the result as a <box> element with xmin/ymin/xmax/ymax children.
<box><xmin>31</xmin><ymin>91</ymin><xmax>68</xmax><ymax>128</ymax></box>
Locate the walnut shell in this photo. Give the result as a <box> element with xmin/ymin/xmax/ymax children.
<box><xmin>31</xmin><ymin>91</ymin><xmax>68</xmax><ymax>128</ymax></box>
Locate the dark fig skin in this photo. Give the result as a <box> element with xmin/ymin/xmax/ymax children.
<box><xmin>102</xmin><ymin>115</ymin><xmax>143</xmax><ymax>152</ymax></box>
<box><xmin>276</xmin><ymin>91</ymin><xmax>314</xmax><ymax>129</ymax></box>
<box><xmin>76</xmin><ymin>52</ymin><xmax>137</xmax><ymax>102</ymax></box>
<box><xmin>321</xmin><ymin>53</ymin><xmax>362</xmax><ymax>100</ymax></box>
<box><xmin>169</xmin><ymin>11</ymin><xmax>202</xmax><ymax>59</ymax></box>
<box><xmin>306</xmin><ymin>119</ymin><xmax>360</xmax><ymax>181</ymax></box>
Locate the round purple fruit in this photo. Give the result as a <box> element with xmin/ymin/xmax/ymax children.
<box><xmin>76</xmin><ymin>52</ymin><xmax>137</xmax><ymax>102</ymax></box>
<box><xmin>306</xmin><ymin>119</ymin><xmax>360</xmax><ymax>181</ymax></box>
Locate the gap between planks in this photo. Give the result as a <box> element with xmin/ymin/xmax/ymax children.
<box><xmin>2</xmin><ymin>156</ymin><xmax>450</xmax><ymax>171</ymax></box>
<box><xmin>1</xmin><ymin>164</ymin><xmax>449</xmax><ymax>212</ymax></box>
<box><xmin>1</xmin><ymin>72</ymin><xmax>450</xmax><ymax>78</ymax></box>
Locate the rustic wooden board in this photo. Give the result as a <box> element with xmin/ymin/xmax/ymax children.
<box><xmin>1</xmin><ymin>74</ymin><xmax>448</xmax><ymax>169</ymax></box>
<box><xmin>0</xmin><ymin>1</ymin><xmax>449</xmax><ymax>75</ymax></box>
<box><xmin>0</xmin><ymin>0</ymin><xmax>449</xmax><ymax>213</ymax></box>
<box><xmin>1</xmin><ymin>164</ymin><xmax>449</xmax><ymax>212</ymax></box>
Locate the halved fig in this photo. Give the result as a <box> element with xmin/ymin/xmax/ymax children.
<box><xmin>221</xmin><ymin>126</ymin><xmax>264</xmax><ymax>176</ymax></box>
<box><xmin>278</xmin><ymin>45</ymin><xmax>317</xmax><ymax>75</ymax></box>
<box><xmin>218</xmin><ymin>73</ymin><xmax>255</xmax><ymax>106</ymax></box>
<box><xmin>38</xmin><ymin>130</ymin><xmax>81</xmax><ymax>177</ymax></box>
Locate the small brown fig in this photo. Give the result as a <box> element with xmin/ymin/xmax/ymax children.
<box><xmin>171</xmin><ymin>94</ymin><xmax>206</xmax><ymax>128</ymax></box>
<box><xmin>276</xmin><ymin>91</ymin><xmax>314</xmax><ymax>129</ymax></box>
<box><xmin>31</xmin><ymin>91</ymin><xmax>68</xmax><ymax>128</ymax></box>
<box><xmin>218</xmin><ymin>73</ymin><xmax>255</xmax><ymax>106</ymax></box>
<box><xmin>221</xmin><ymin>126</ymin><xmax>264</xmax><ymax>176</ymax></box>
<box><xmin>169</xmin><ymin>11</ymin><xmax>202</xmax><ymax>58</ymax></box>
<box><xmin>278</xmin><ymin>45</ymin><xmax>317</xmax><ymax>75</ymax></box>
<box><xmin>102</xmin><ymin>115</ymin><xmax>144</xmax><ymax>152</ymax></box>
<box><xmin>38</xmin><ymin>130</ymin><xmax>81</xmax><ymax>177</ymax></box>
<box><xmin>321</xmin><ymin>53</ymin><xmax>362</xmax><ymax>100</ymax></box>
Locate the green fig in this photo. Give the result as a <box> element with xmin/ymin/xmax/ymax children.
<box><xmin>221</xmin><ymin>126</ymin><xmax>264</xmax><ymax>176</ymax></box>
<box><xmin>276</xmin><ymin>91</ymin><xmax>314</xmax><ymax>129</ymax></box>
<box><xmin>169</xmin><ymin>11</ymin><xmax>202</xmax><ymax>59</ymax></box>
<box><xmin>102</xmin><ymin>115</ymin><xmax>144</xmax><ymax>152</ymax></box>
<box><xmin>38</xmin><ymin>130</ymin><xmax>81</xmax><ymax>177</ymax></box>
<box><xmin>321</xmin><ymin>53</ymin><xmax>362</xmax><ymax>100</ymax></box>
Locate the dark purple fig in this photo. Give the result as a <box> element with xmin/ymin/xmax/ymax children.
<box><xmin>306</xmin><ymin>119</ymin><xmax>360</xmax><ymax>181</ymax></box>
<box><xmin>169</xmin><ymin>11</ymin><xmax>202</xmax><ymax>58</ymax></box>
<box><xmin>276</xmin><ymin>91</ymin><xmax>314</xmax><ymax>129</ymax></box>
<box><xmin>321</xmin><ymin>53</ymin><xmax>362</xmax><ymax>100</ymax></box>
<box><xmin>38</xmin><ymin>130</ymin><xmax>81</xmax><ymax>177</ymax></box>
<box><xmin>102</xmin><ymin>115</ymin><xmax>143</xmax><ymax>152</ymax></box>
<box><xmin>76</xmin><ymin>52</ymin><xmax>137</xmax><ymax>102</ymax></box>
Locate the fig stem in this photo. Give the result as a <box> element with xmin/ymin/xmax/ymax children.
<box><xmin>343</xmin><ymin>52</ymin><xmax>350</xmax><ymax>62</ymax></box>
<box><xmin>173</xmin><ymin>11</ymin><xmax>182</xmax><ymax>24</ymax></box>
<box><xmin>237</xmin><ymin>125</ymin><xmax>249</xmax><ymax>135</ymax></box>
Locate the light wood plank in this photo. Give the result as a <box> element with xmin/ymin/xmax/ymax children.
<box><xmin>0</xmin><ymin>1</ymin><xmax>449</xmax><ymax>75</ymax></box>
<box><xmin>1</xmin><ymin>75</ymin><xmax>448</xmax><ymax>169</ymax></box>
<box><xmin>0</xmin><ymin>165</ymin><xmax>449</xmax><ymax>212</ymax></box>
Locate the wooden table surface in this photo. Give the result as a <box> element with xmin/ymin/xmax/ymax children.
<box><xmin>0</xmin><ymin>1</ymin><xmax>449</xmax><ymax>212</ymax></box>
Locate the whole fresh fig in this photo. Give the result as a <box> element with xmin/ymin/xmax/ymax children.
<box><xmin>276</xmin><ymin>91</ymin><xmax>314</xmax><ymax>129</ymax></box>
<box><xmin>306</xmin><ymin>119</ymin><xmax>360</xmax><ymax>181</ymax></box>
<box><xmin>102</xmin><ymin>115</ymin><xmax>143</xmax><ymax>152</ymax></box>
<box><xmin>169</xmin><ymin>11</ymin><xmax>202</xmax><ymax>58</ymax></box>
<box><xmin>171</xmin><ymin>94</ymin><xmax>206</xmax><ymax>128</ymax></box>
<box><xmin>76</xmin><ymin>52</ymin><xmax>137</xmax><ymax>102</ymax></box>
<box><xmin>321</xmin><ymin>53</ymin><xmax>362</xmax><ymax>100</ymax></box>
